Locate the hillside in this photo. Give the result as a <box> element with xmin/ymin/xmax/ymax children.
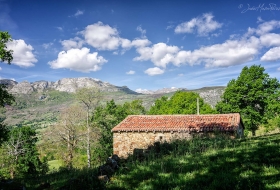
<box><xmin>0</xmin><ymin>78</ymin><xmax>225</xmax><ymax>128</ymax></box>
<box><xmin>22</xmin><ymin>132</ymin><xmax>280</xmax><ymax>189</ymax></box>
<box><xmin>106</xmin><ymin>133</ymin><xmax>280</xmax><ymax>190</ymax></box>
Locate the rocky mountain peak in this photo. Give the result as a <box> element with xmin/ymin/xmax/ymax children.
<box><xmin>0</xmin><ymin>79</ymin><xmax>18</xmax><ymax>89</ymax></box>
<box><xmin>52</xmin><ymin>77</ymin><xmax>113</xmax><ymax>93</ymax></box>
<box><xmin>10</xmin><ymin>81</ymin><xmax>34</xmax><ymax>94</ymax></box>
<box><xmin>0</xmin><ymin>77</ymin><xmax>138</xmax><ymax>94</ymax></box>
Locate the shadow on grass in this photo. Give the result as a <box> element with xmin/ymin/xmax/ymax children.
<box><xmin>19</xmin><ymin>166</ymin><xmax>106</xmax><ymax>190</ymax></box>
<box><xmin>107</xmin><ymin>133</ymin><xmax>280</xmax><ymax>190</ymax></box>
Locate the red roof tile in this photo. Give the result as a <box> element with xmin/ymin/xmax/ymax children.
<box><xmin>111</xmin><ymin>113</ymin><xmax>242</xmax><ymax>132</ymax></box>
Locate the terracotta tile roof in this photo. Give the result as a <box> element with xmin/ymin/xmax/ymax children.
<box><xmin>111</xmin><ymin>113</ymin><xmax>242</xmax><ymax>132</ymax></box>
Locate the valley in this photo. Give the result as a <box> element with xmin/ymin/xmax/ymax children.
<box><xmin>1</xmin><ymin>77</ymin><xmax>225</xmax><ymax>128</ymax></box>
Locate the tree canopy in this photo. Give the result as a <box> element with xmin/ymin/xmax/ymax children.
<box><xmin>0</xmin><ymin>31</ymin><xmax>14</xmax><ymax>107</ymax></box>
<box><xmin>1</xmin><ymin>126</ymin><xmax>48</xmax><ymax>178</ymax></box>
<box><xmin>0</xmin><ymin>31</ymin><xmax>13</xmax><ymax>64</ymax></box>
<box><xmin>75</xmin><ymin>87</ymin><xmax>102</xmax><ymax>168</ymax></box>
<box><xmin>149</xmin><ymin>91</ymin><xmax>216</xmax><ymax>115</ymax></box>
<box><xmin>0</xmin><ymin>31</ymin><xmax>14</xmax><ymax>145</ymax></box>
<box><xmin>216</xmin><ymin>65</ymin><xmax>280</xmax><ymax>135</ymax></box>
<box><xmin>93</xmin><ymin>99</ymin><xmax>146</xmax><ymax>160</ymax></box>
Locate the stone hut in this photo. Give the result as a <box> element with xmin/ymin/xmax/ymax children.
<box><xmin>111</xmin><ymin>113</ymin><xmax>244</xmax><ymax>158</ymax></box>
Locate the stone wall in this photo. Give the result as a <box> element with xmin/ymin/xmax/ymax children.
<box><xmin>113</xmin><ymin>131</ymin><xmax>192</xmax><ymax>158</ymax></box>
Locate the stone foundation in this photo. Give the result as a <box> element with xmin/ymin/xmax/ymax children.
<box><xmin>113</xmin><ymin>131</ymin><xmax>192</xmax><ymax>158</ymax></box>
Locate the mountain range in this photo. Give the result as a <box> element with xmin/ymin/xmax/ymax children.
<box><xmin>0</xmin><ymin>77</ymin><xmax>137</xmax><ymax>94</ymax></box>
<box><xmin>0</xmin><ymin>77</ymin><xmax>225</xmax><ymax>128</ymax></box>
<box><xmin>0</xmin><ymin>77</ymin><xmax>224</xmax><ymax>98</ymax></box>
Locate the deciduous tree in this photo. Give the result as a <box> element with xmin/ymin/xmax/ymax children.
<box><xmin>149</xmin><ymin>91</ymin><xmax>216</xmax><ymax>115</ymax></box>
<box><xmin>0</xmin><ymin>31</ymin><xmax>13</xmax><ymax>64</ymax></box>
<box><xmin>3</xmin><ymin>126</ymin><xmax>47</xmax><ymax>178</ymax></box>
<box><xmin>75</xmin><ymin>87</ymin><xmax>102</xmax><ymax>168</ymax></box>
<box><xmin>43</xmin><ymin>105</ymin><xmax>87</xmax><ymax>169</ymax></box>
<box><xmin>216</xmin><ymin>65</ymin><xmax>280</xmax><ymax>136</ymax></box>
<box><xmin>94</xmin><ymin>99</ymin><xmax>146</xmax><ymax>160</ymax></box>
<box><xmin>0</xmin><ymin>31</ymin><xmax>14</xmax><ymax>145</ymax></box>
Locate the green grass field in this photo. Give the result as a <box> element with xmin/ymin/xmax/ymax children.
<box><xmin>24</xmin><ymin>133</ymin><xmax>280</xmax><ymax>190</ymax></box>
<box><xmin>107</xmin><ymin>133</ymin><xmax>280</xmax><ymax>190</ymax></box>
<box><xmin>48</xmin><ymin>160</ymin><xmax>63</xmax><ymax>171</ymax></box>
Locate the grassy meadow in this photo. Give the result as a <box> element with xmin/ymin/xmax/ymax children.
<box><xmin>106</xmin><ymin>133</ymin><xmax>280</xmax><ymax>190</ymax></box>
<box><xmin>20</xmin><ymin>132</ymin><xmax>280</xmax><ymax>190</ymax></box>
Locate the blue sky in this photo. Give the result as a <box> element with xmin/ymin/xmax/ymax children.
<box><xmin>0</xmin><ymin>0</ymin><xmax>280</xmax><ymax>91</ymax></box>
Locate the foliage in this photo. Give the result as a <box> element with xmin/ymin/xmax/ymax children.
<box><xmin>123</xmin><ymin>99</ymin><xmax>146</xmax><ymax>115</ymax></box>
<box><xmin>0</xmin><ymin>31</ymin><xmax>15</xmax><ymax>146</ymax></box>
<box><xmin>75</xmin><ymin>87</ymin><xmax>103</xmax><ymax>168</ymax></box>
<box><xmin>264</xmin><ymin>116</ymin><xmax>280</xmax><ymax>132</ymax></box>
<box><xmin>93</xmin><ymin>99</ymin><xmax>146</xmax><ymax>161</ymax></box>
<box><xmin>0</xmin><ymin>84</ymin><xmax>15</xmax><ymax>108</ymax></box>
<box><xmin>0</xmin><ymin>108</ymin><xmax>8</xmax><ymax>144</ymax></box>
<box><xmin>42</xmin><ymin>105</ymin><xmax>87</xmax><ymax>169</ymax></box>
<box><xmin>0</xmin><ymin>123</ymin><xmax>9</xmax><ymax>146</ymax></box>
<box><xmin>149</xmin><ymin>91</ymin><xmax>216</xmax><ymax>114</ymax></box>
<box><xmin>75</xmin><ymin>87</ymin><xmax>102</xmax><ymax>112</ymax></box>
<box><xmin>1</xmin><ymin>126</ymin><xmax>48</xmax><ymax>179</ymax></box>
<box><xmin>216</xmin><ymin>65</ymin><xmax>280</xmax><ymax>135</ymax></box>
<box><xmin>0</xmin><ymin>31</ymin><xmax>13</xmax><ymax>64</ymax></box>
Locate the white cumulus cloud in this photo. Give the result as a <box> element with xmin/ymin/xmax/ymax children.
<box><xmin>144</xmin><ymin>67</ymin><xmax>164</xmax><ymax>76</ymax></box>
<box><xmin>0</xmin><ymin>67</ymin><xmax>2</xmax><ymax>71</ymax></box>
<box><xmin>80</xmin><ymin>22</ymin><xmax>151</xmax><ymax>51</ymax></box>
<box><xmin>131</xmin><ymin>38</ymin><xmax>151</xmax><ymax>48</ymax></box>
<box><xmin>174</xmin><ymin>13</ymin><xmax>222</xmax><ymax>36</ymax></box>
<box><xmin>174</xmin><ymin>36</ymin><xmax>260</xmax><ymax>67</ymax></box>
<box><xmin>133</xmin><ymin>36</ymin><xmax>260</xmax><ymax>69</ymax></box>
<box><xmin>134</xmin><ymin>43</ymin><xmax>179</xmax><ymax>68</ymax></box>
<box><xmin>246</xmin><ymin>20</ymin><xmax>280</xmax><ymax>37</ymax></box>
<box><xmin>48</xmin><ymin>47</ymin><xmax>107</xmax><ymax>72</ymax></box>
<box><xmin>126</xmin><ymin>70</ymin><xmax>135</xmax><ymax>75</ymax></box>
<box><xmin>256</xmin><ymin>20</ymin><xmax>280</xmax><ymax>35</ymax></box>
<box><xmin>260</xmin><ymin>33</ymin><xmax>280</xmax><ymax>47</ymax></box>
<box><xmin>81</xmin><ymin>22</ymin><xmax>121</xmax><ymax>50</ymax></box>
<box><xmin>61</xmin><ymin>37</ymin><xmax>84</xmax><ymax>50</ymax></box>
<box><xmin>261</xmin><ymin>47</ymin><xmax>280</xmax><ymax>62</ymax></box>
<box><xmin>7</xmin><ymin>39</ymin><xmax>37</xmax><ymax>67</ymax></box>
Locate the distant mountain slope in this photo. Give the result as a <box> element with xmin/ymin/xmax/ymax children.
<box><xmin>0</xmin><ymin>77</ymin><xmax>138</xmax><ymax>94</ymax></box>
<box><xmin>190</xmin><ymin>86</ymin><xmax>225</xmax><ymax>108</ymax></box>
<box><xmin>0</xmin><ymin>78</ymin><xmax>225</xmax><ymax>128</ymax></box>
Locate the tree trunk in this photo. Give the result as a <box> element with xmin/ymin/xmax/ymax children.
<box><xmin>10</xmin><ymin>169</ymin><xmax>14</xmax><ymax>179</ymax></box>
<box><xmin>67</xmin><ymin>128</ymin><xmax>72</xmax><ymax>169</ymax></box>
<box><xmin>87</xmin><ymin>111</ymin><xmax>90</xmax><ymax>168</ymax></box>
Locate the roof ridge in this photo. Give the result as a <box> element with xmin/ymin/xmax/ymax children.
<box><xmin>112</xmin><ymin>113</ymin><xmax>241</xmax><ymax>132</ymax></box>
<box><xmin>127</xmin><ymin>113</ymin><xmax>240</xmax><ymax>117</ymax></box>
